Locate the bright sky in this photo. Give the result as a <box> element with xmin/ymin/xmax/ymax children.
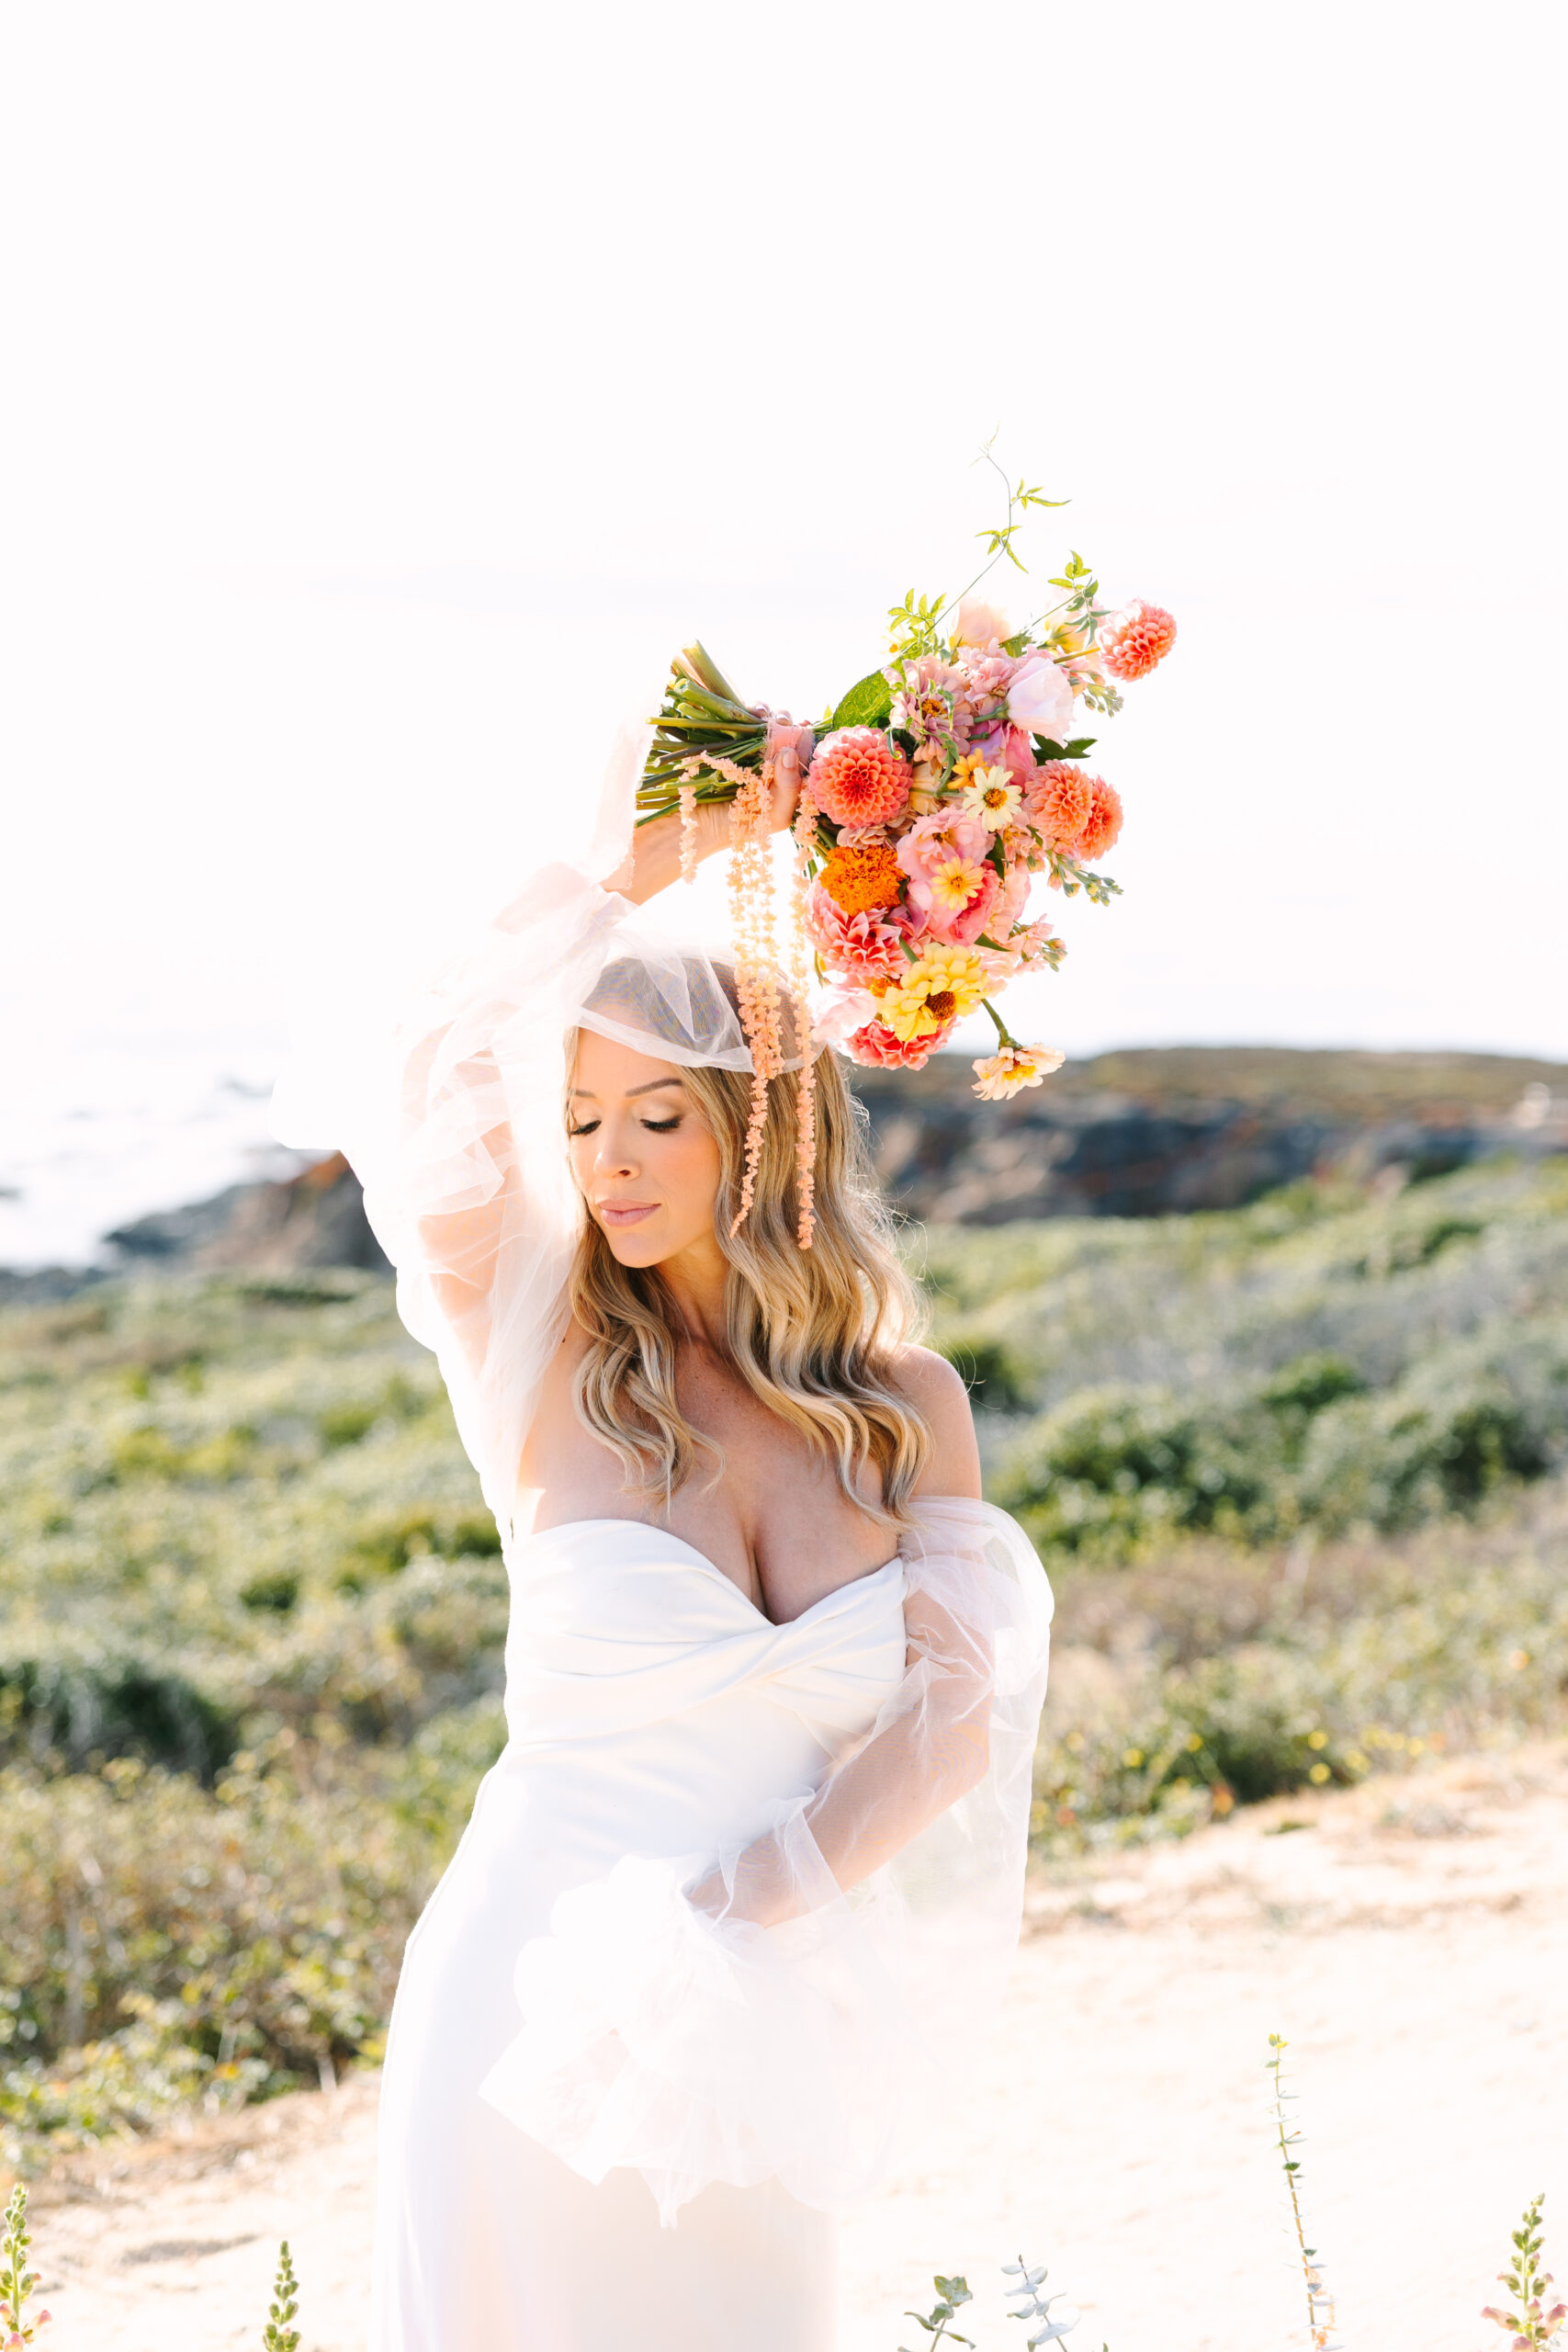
<box><xmin>3</xmin><ymin>0</ymin><xmax>1565</xmax><ymax>1158</ymax></box>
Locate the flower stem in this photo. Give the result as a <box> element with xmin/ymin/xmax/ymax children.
<box><xmin>981</xmin><ymin>998</ymin><xmax>1016</xmax><ymax>1048</ymax></box>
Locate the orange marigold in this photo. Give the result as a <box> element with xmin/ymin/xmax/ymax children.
<box><xmin>818</xmin><ymin>838</ymin><xmax>904</xmax><ymax>917</ymax></box>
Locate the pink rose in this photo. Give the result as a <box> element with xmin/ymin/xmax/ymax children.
<box><xmin>1006</xmin><ymin>653</ymin><xmax>1076</xmax><ymax>743</ymax></box>
<box><xmin>968</xmin><ymin>722</ymin><xmax>1038</xmax><ymax>783</ymax></box>
<box><xmin>950</xmin><ymin>595</ymin><xmax>1011</xmax><ymax>650</ymax></box>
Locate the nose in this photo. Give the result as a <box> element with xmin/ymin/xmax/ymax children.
<box><xmin>594</xmin><ymin>1121</ymin><xmax>639</xmax><ymax>1180</ymax></box>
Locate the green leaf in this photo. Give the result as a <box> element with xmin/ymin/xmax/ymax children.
<box><xmin>829</xmin><ymin>671</ymin><xmax>894</xmax><ymax>731</ymax></box>
<box><xmin>1001</xmin><ymin>632</ymin><xmax>1032</xmax><ymax>657</ymax></box>
<box><xmin>1032</xmin><ymin>735</ymin><xmax>1097</xmax><ymax>761</ymax></box>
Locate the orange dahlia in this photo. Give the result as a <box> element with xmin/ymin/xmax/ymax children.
<box><xmin>1075</xmin><ymin>775</ymin><xmax>1123</xmax><ymax>862</ymax></box>
<box><xmin>1026</xmin><ymin>761</ymin><xmax>1093</xmax><ymax>852</ymax></box>
<box><xmin>818</xmin><ymin>838</ymin><xmax>904</xmax><ymax>917</ymax></box>
<box><xmin>1100</xmin><ymin>600</ymin><xmax>1176</xmax><ymax>682</ymax></box>
<box><xmin>807</xmin><ymin>728</ymin><xmax>912</xmax><ymax>829</ymax></box>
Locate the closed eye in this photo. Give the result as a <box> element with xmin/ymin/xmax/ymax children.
<box><xmin>642</xmin><ymin>1116</ymin><xmax>681</xmax><ymax>1133</ymax></box>
<box><xmin>567</xmin><ymin>1119</ymin><xmax>601</xmax><ymax>1137</ymax></box>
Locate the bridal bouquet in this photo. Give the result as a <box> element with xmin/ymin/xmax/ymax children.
<box><xmin>637</xmin><ymin>466</ymin><xmax>1175</xmax><ymax>1108</ymax></box>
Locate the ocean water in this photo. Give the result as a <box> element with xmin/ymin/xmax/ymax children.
<box><xmin>0</xmin><ymin>1023</ymin><xmax>313</xmax><ymax>1270</ymax></box>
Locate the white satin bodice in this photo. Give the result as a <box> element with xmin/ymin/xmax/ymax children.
<box><xmin>496</xmin><ymin>1520</ymin><xmax>909</xmax><ymax>1888</ymax></box>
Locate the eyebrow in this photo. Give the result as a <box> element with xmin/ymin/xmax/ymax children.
<box><xmin>569</xmin><ymin>1077</ymin><xmax>688</xmax><ymax>1100</ymax></box>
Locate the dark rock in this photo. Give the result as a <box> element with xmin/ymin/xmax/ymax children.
<box><xmin>107</xmin><ymin>1153</ymin><xmax>391</xmax><ymax>1274</ymax></box>
<box><xmin>847</xmin><ymin>1046</ymin><xmax>1568</xmax><ymax>1225</ymax></box>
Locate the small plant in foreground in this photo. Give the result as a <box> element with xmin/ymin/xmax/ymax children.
<box><xmin>262</xmin><ymin>2240</ymin><xmax>300</xmax><ymax>2352</ymax></box>
<box><xmin>1268</xmin><ymin>2033</ymin><xmax>1339</xmax><ymax>2349</ymax></box>
<box><xmin>1003</xmin><ymin>2257</ymin><xmax>1085</xmax><ymax>2348</ymax></box>
<box><xmin>901</xmin><ymin>2258</ymin><xmax>1098</xmax><ymax>2351</ymax></box>
<box><xmin>1483</xmin><ymin>2195</ymin><xmax>1566</xmax><ymax>2349</ymax></box>
<box><xmin>902</xmin><ymin>2275</ymin><xmax>976</xmax><ymax>2349</ymax></box>
<box><xmin>0</xmin><ymin>2185</ymin><xmax>51</xmax><ymax>2346</ymax></box>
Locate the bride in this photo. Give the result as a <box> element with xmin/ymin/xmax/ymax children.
<box><xmin>323</xmin><ymin>719</ymin><xmax>1054</xmax><ymax>2350</ymax></box>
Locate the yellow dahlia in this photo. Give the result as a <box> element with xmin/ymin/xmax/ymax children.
<box><xmin>879</xmin><ymin>943</ymin><xmax>988</xmax><ymax>1042</ymax></box>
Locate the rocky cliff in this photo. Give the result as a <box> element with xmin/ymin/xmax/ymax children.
<box><xmin>852</xmin><ymin>1046</ymin><xmax>1568</xmax><ymax>1224</ymax></box>
<box><xmin>73</xmin><ymin>1046</ymin><xmax>1567</xmax><ymax>1280</ymax></box>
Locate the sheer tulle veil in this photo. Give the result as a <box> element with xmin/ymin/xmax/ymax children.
<box><xmin>272</xmin><ymin>707</ymin><xmax>1054</xmax><ymax>2225</ymax></box>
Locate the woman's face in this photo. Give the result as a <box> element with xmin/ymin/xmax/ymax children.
<box><xmin>568</xmin><ymin>1030</ymin><xmax>724</xmax><ymax>1270</ymax></box>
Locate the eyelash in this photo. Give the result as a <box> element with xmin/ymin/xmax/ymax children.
<box><xmin>567</xmin><ymin>1116</ymin><xmax>682</xmax><ymax>1137</ymax></box>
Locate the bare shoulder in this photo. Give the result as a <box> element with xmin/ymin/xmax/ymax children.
<box><xmin>890</xmin><ymin>1343</ymin><xmax>982</xmax><ymax>1500</ymax></box>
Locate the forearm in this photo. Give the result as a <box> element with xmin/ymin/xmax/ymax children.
<box><xmin>692</xmin><ymin>1688</ymin><xmax>990</xmax><ymax>1928</ymax></box>
<box><xmin>608</xmin><ymin>802</ymin><xmax>731</xmax><ymax>905</ymax></box>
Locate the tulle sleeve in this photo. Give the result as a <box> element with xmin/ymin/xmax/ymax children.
<box><xmin>479</xmin><ymin>1497</ymin><xmax>1052</xmax><ymax>2222</ymax></box>
<box><xmin>333</xmin><ymin>860</ymin><xmax>623</xmax><ymax>1530</ymax></box>
<box><xmin>271</xmin><ymin>716</ymin><xmax>751</xmax><ymax>1532</ymax></box>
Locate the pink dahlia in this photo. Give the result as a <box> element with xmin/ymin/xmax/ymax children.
<box><xmin>1100</xmin><ymin>600</ymin><xmax>1177</xmax><ymax>682</ymax></box>
<box><xmin>807</xmin><ymin>728</ymin><xmax>912</xmax><ymax>829</ymax></box>
<box><xmin>1075</xmin><ymin>775</ymin><xmax>1124</xmax><ymax>862</ymax></box>
<box><xmin>843</xmin><ymin>1016</ymin><xmax>954</xmax><ymax>1070</ymax></box>
<box><xmin>1024</xmin><ymin>761</ymin><xmax>1093</xmax><ymax>852</ymax></box>
<box><xmin>805</xmin><ymin>886</ymin><xmax>915</xmax><ymax>984</ymax></box>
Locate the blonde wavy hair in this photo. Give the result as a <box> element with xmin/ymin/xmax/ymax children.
<box><xmin>567</xmin><ymin>1034</ymin><xmax>931</xmax><ymax>1524</ymax></box>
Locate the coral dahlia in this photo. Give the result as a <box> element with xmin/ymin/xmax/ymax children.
<box><xmin>1075</xmin><ymin>775</ymin><xmax>1123</xmax><ymax>863</ymax></box>
<box><xmin>807</xmin><ymin>728</ymin><xmax>912</xmax><ymax>830</ymax></box>
<box><xmin>1025</xmin><ymin>761</ymin><xmax>1093</xmax><ymax>852</ymax></box>
<box><xmin>818</xmin><ymin>838</ymin><xmax>904</xmax><ymax>918</ymax></box>
<box><xmin>1099</xmin><ymin>600</ymin><xmax>1177</xmax><ymax>682</ymax></box>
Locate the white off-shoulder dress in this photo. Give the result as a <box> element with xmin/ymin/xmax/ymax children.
<box><xmin>294</xmin><ymin>753</ymin><xmax>1055</xmax><ymax>2352</ymax></box>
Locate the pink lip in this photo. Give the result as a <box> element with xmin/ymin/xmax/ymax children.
<box><xmin>598</xmin><ymin>1201</ymin><xmax>660</xmax><ymax>1227</ymax></box>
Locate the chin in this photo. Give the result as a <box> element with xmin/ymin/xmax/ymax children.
<box><xmin>598</xmin><ymin>1219</ymin><xmax>673</xmax><ymax>1269</ymax></box>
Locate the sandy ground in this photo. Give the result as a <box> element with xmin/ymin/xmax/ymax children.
<box><xmin>26</xmin><ymin>1741</ymin><xmax>1568</xmax><ymax>2352</ymax></box>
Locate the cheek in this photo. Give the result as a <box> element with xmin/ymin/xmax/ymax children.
<box><xmin>663</xmin><ymin>1126</ymin><xmax>723</xmax><ymax>1215</ymax></box>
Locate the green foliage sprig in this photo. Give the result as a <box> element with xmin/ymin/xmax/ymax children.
<box><xmin>0</xmin><ymin>2182</ymin><xmax>50</xmax><ymax>2345</ymax></box>
<box><xmin>902</xmin><ymin>2275</ymin><xmax>976</xmax><ymax>2351</ymax></box>
<box><xmin>1268</xmin><ymin>2035</ymin><xmax>1339</xmax><ymax>2351</ymax></box>
<box><xmin>1483</xmin><ymin>2196</ymin><xmax>1567</xmax><ymax>2349</ymax></box>
<box><xmin>262</xmin><ymin>2239</ymin><xmax>300</xmax><ymax>2352</ymax></box>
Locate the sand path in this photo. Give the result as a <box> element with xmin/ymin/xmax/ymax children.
<box><xmin>28</xmin><ymin>1743</ymin><xmax>1568</xmax><ymax>2351</ymax></box>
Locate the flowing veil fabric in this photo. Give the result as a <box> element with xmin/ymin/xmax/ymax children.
<box><xmin>272</xmin><ymin>711</ymin><xmax>1053</xmax><ymax>2231</ymax></box>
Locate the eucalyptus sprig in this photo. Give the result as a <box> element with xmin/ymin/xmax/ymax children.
<box><xmin>901</xmin><ymin>2275</ymin><xmax>976</xmax><ymax>2352</ymax></box>
<box><xmin>1003</xmin><ymin>2256</ymin><xmax>1083</xmax><ymax>2349</ymax></box>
